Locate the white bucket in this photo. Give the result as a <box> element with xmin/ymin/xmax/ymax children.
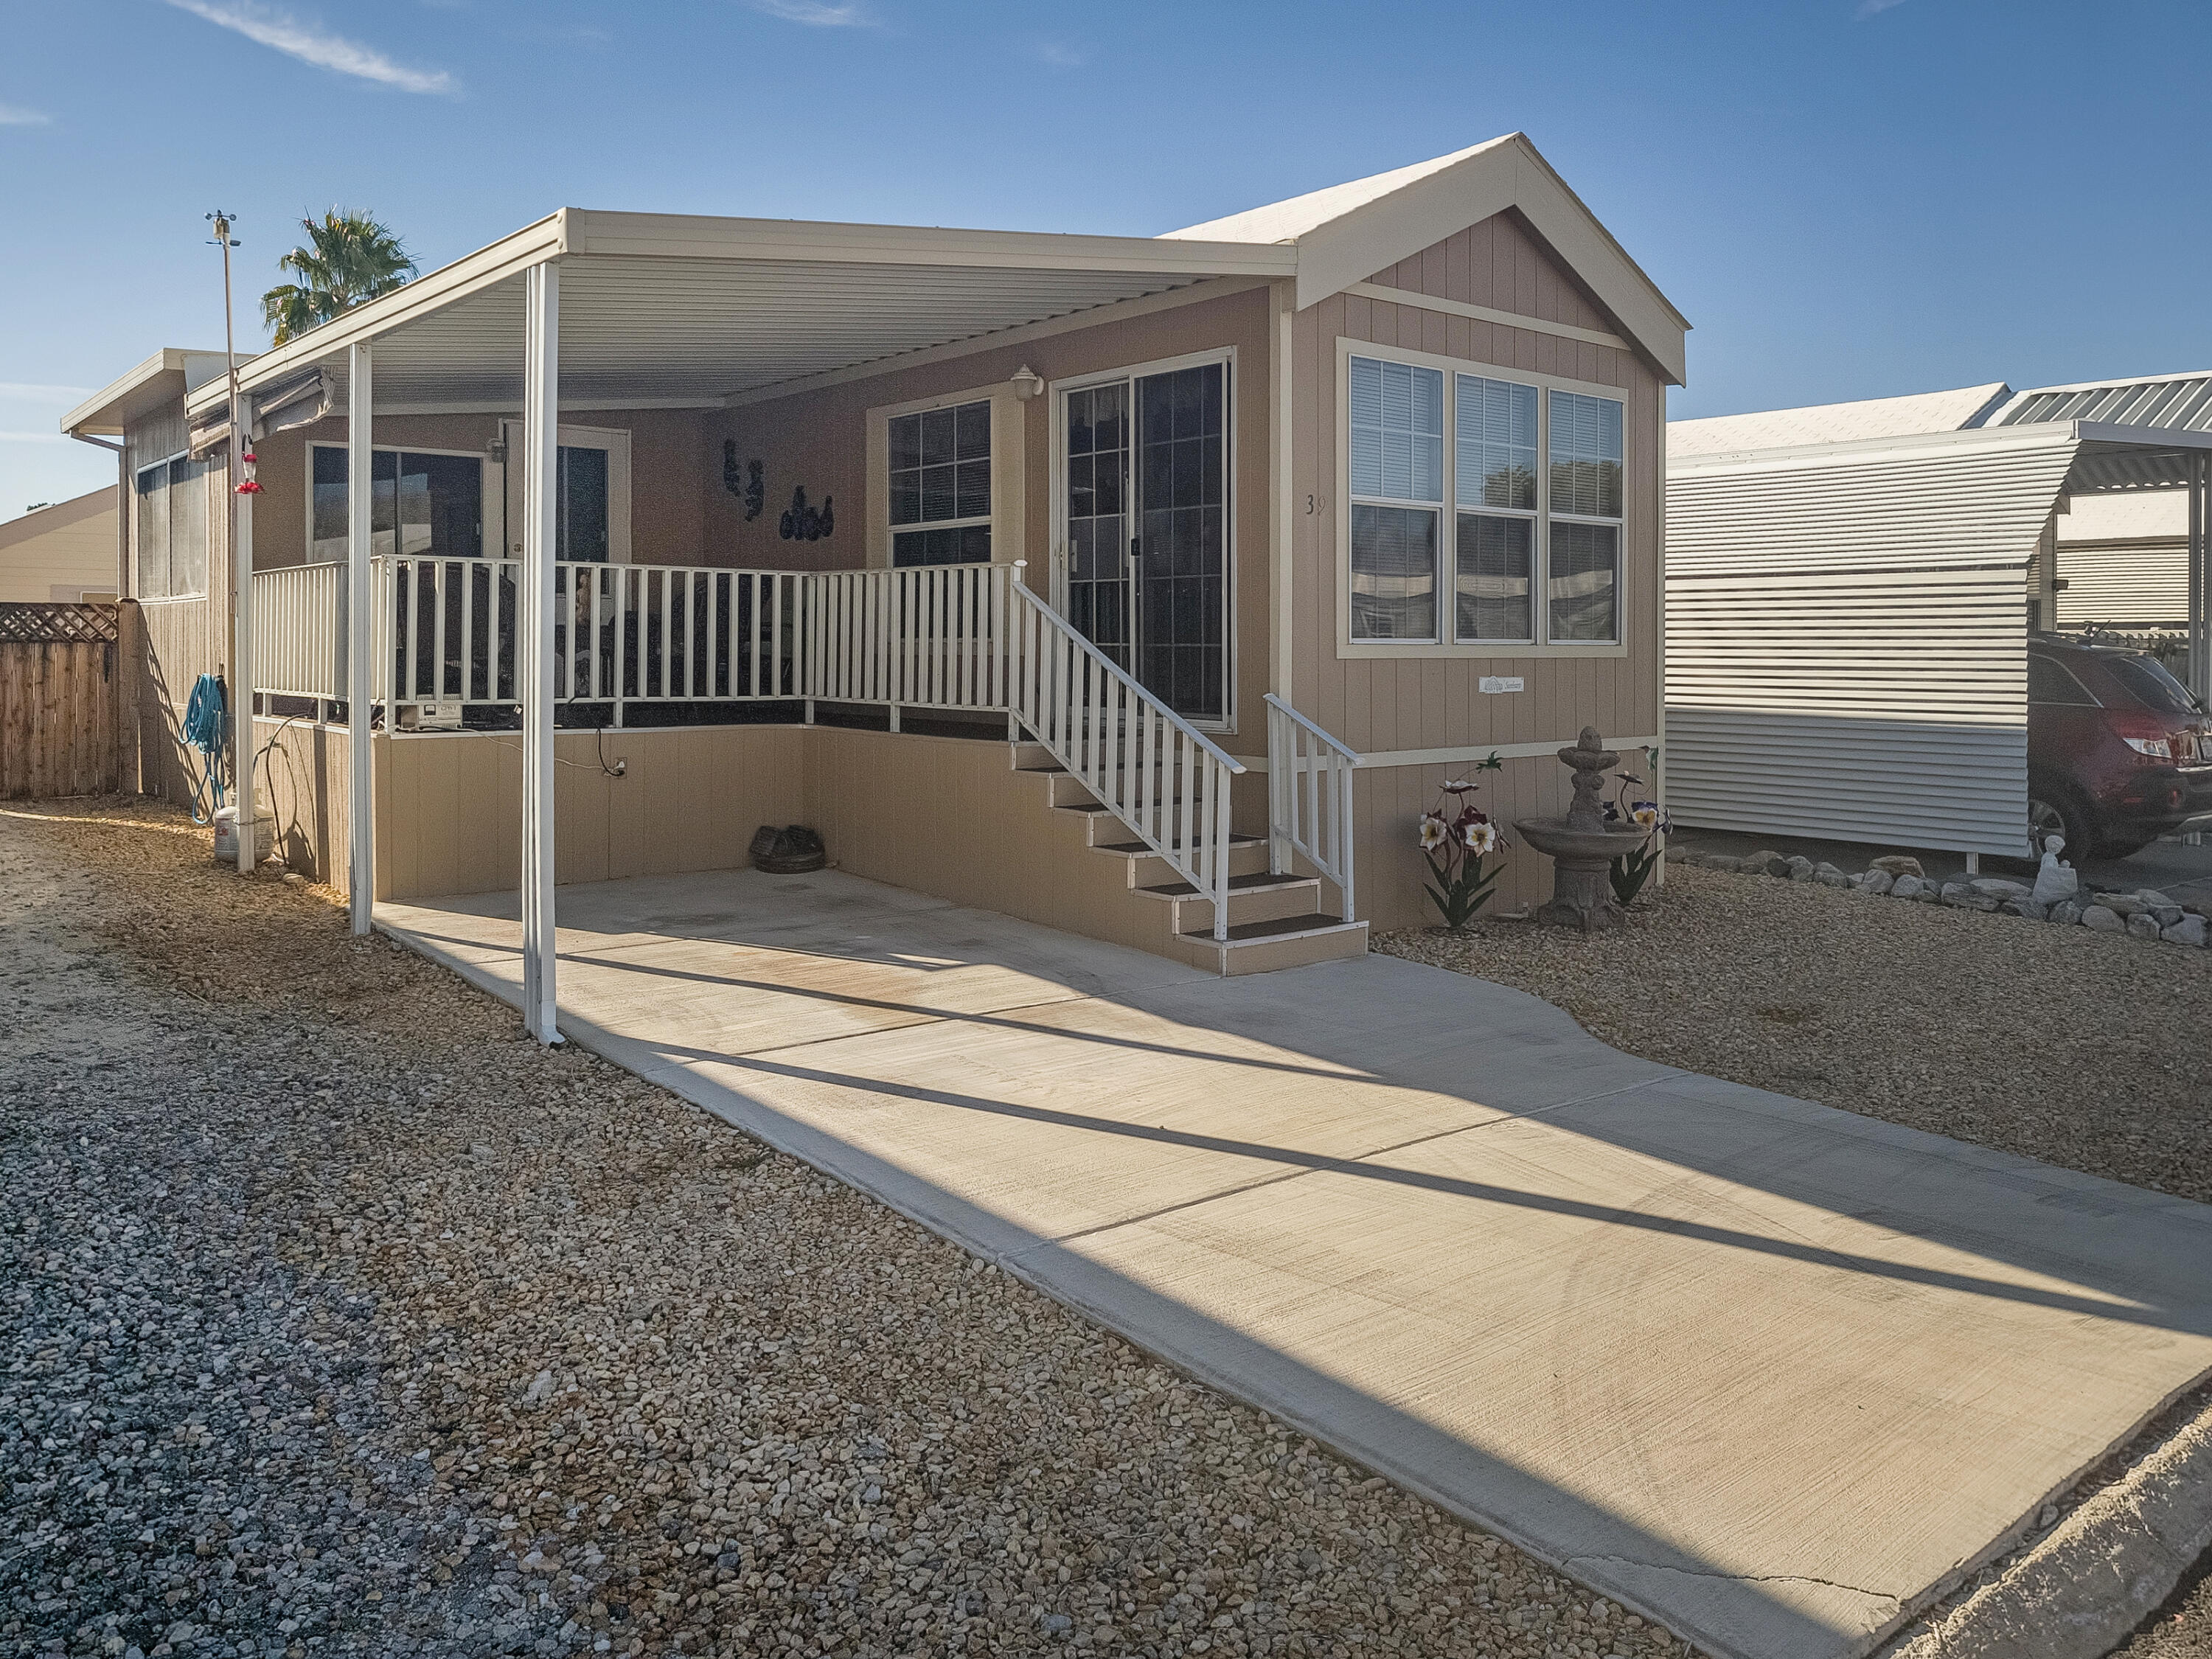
<box><xmin>212</xmin><ymin>805</ymin><xmax>276</xmax><ymax>864</ymax></box>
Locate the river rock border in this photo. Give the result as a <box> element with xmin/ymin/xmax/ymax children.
<box><xmin>1668</xmin><ymin>848</ymin><xmax>2212</xmax><ymax>948</ymax></box>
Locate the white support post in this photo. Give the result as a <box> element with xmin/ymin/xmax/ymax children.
<box><xmin>520</xmin><ymin>261</ymin><xmax>563</xmax><ymax>1046</ymax></box>
<box><xmin>347</xmin><ymin>343</ymin><xmax>375</xmax><ymax>933</ymax></box>
<box><xmin>2190</xmin><ymin>455</ymin><xmax>2209</xmax><ymax>709</ymax></box>
<box><xmin>233</xmin><ymin>482</ymin><xmax>254</xmax><ymax>872</ymax></box>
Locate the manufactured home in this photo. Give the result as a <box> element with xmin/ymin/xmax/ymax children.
<box><xmin>1666</xmin><ymin>375</ymin><xmax>2212</xmax><ymax>860</ymax></box>
<box><xmin>63</xmin><ymin>134</ymin><xmax>1686</xmax><ymax>1009</ymax></box>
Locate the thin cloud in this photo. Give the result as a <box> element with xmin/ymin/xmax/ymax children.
<box><xmin>1855</xmin><ymin>0</ymin><xmax>1909</xmax><ymax>15</ymax></box>
<box><xmin>749</xmin><ymin>0</ymin><xmax>870</xmax><ymax>26</ymax></box>
<box><xmin>0</xmin><ymin>103</ymin><xmax>52</xmax><ymax>126</ymax></box>
<box><xmin>1035</xmin><ymin>41</ymin><xmax>1083</xmax><ymax>68</ymax></box>
<box><xmin>161</xmin><ymin>0</ymin><xmax>456</xmax><ymax>93</ymax></box>
<box><xmin>0</xmin><ymin>383</ymin><xmax>94</xmax><ymax>400</ymax></box>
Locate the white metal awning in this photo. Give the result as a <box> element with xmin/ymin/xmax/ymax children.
<box><xmin>178</xmin><ymin>208</ymin><xmax>1296</xmax><ymax>419</ymax></box>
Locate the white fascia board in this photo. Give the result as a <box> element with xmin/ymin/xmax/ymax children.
<box><xmin>62</xmin><ymin>347</ymin><xmax>220</xmax><ymax>435</ymax></box>
<box><xmin>561</xmin><ymin>209</ymin><xmax>1297</xmax><ymax>279</ymax></box>
<box><xmin>1667</xmin><ymin>422</ymin><xmax>2081</xmax><ymax>477</ymax></box>
<box><xmin>2073</xmin><ymin>420</ymin><xmax>2212</xmax><ymax>453</ymax></box>
<box><xmin>1288</xmin><ymin>135</ymin><xmax>1689</xmax><ymax>386</ymax></box>
<box><xmin>187</xmin><ymin>211</ymin><xmax>569</xmax><ymax>418</ymax></box>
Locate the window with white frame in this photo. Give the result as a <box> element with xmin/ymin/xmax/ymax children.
<box><xmin>133</xmin><ymin>453</ymin><xmax>207</xmax><ymax>600</ymax></box>
<box><xmin>1347</xmin><ymin>353</ymin><xmax>1624</xmax><ymax>647</ymax></box>
<box><xmin>1454</xmin><ymin>375</ymin><xmax>1539</xmax><ymax>643</ymax></box>
<box><xmin>1348</xmin><ymin>357</ymin><xmax>1444</xmax><ymax>641</ymax></box>
<box><xmin>888</xmin><ymin>398</ymin><xmax>991</xmax><ymax>567</ymax></box>
<box><xmin>1547</xmin><ymin>390</ymin><xmax>1624</xmax><ymax>642</ymax></box>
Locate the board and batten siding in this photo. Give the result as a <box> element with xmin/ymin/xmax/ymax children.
<box><xmin>1287</xmin><ymin>210</ymin><xmax>1666</xmax><ymax>928</ymax></box>
<box><xmin>1665</xmin><ymin>430</ymin><xmax>2081</xmax><ymax>856</ymax></box>
<box><xmin>123</xmin><ymin>400</ymin><xmax>232</xmax><ymax>804</ymax></box>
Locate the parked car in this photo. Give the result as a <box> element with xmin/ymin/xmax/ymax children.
<box><xmin>2027</xmin><ymin>635</ymin><xmax>2212</xmax><ymax>858</ymax></box>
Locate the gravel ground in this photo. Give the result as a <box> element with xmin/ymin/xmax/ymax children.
<box><xmin>2115</xmin><ymin>1556</ymin><xmax>2212</xmax><ymax>1658</ymax></box>
<box><xmin>1377</xmin><ymin>862</ymin><xmax>2212</xmax><ymax>1204</ymax></box>
<box><xmin>1</xmin><ymin>798</ymin><xmax>1700</xmax><ymax>1659</ymax></box>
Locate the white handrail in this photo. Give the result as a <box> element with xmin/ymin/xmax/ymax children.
<box><xmin>1009</xmin><ymin>582</ymin><xmax>1247</xmax><ymax>942</ymax></box>
<box><xmin>1265</xmin><ymin>692</ymin><xmax>1358</xmax><ymax>922</ymax></box>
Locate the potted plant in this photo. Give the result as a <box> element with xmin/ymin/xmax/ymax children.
<box><xmin>1418</xmin><ymin>754</ymin><xmax>1508</xmax><ymax>930</ymax></box>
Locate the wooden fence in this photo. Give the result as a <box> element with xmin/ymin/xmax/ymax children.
<box><xmin>0</xmin><ymin>603</ymin><xmax>121</xmax><ymax>799</ymax></box>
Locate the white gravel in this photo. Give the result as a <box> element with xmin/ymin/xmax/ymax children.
<box><xmin>1379</xmin><ymin>863</ymin><xmax>2212</xmax><ymax>1204</ymax></box>
<box><xmin>1</xmin><ymin>799</ymin><xmax>1703</xmax><ymax>1659</ymax></box>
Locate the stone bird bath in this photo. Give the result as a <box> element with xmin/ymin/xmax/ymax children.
<box><xmin>1514</xmin><ymin>727</ymin><xmax>1651</xmax><ymax>931</ymax></box>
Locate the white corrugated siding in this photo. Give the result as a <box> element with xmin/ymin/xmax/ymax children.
<box><xmin>1665</xmin><ymin>434</ymin><xmax>2079</xmax><ymax>855</ymax></box>
<box><xmin>2053</xmin><ymin>542</ymin><xmax>2189</xmax><ymax>628</ymax></box>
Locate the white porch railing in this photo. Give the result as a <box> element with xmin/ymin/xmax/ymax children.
<box><xmin>1265</xmin><ymin>692</ymin><xmax>1358</xmax><ymax>922</ymax></box>
<box><xmin>257</xmin><ymin>557</ymin><xmax>1023</xmax><ymax>717</ymax></box>
<box><xmin>251</xmin><ymin>555</ymin><xmax>1249</xmax><ymax>939</ymax></box>
<box><xmin>1009</xmin><ymin>582</ymin><xmax>1248</xmax><ymax>939</ymax></box>
<box><xmin>252</xmin><ymin>561</ymin><xmax>345</xmax><ymax>701</ymax></box>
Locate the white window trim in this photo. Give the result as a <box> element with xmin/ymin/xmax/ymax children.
<box><xmin>1450</xmin><ymin>372</ymin><xmax>1542</xmax><ymax>648</ymax></box>
<box><xmin>1045</xmin><ymin>344</ymin><xmax>1239</xmax><ymax>733</ymax></box>
<box><xmin>864</xmin><ymin>381</ymin><xmax>1025</xmax><ymax>571</ymax></box>
<box><xmin>1334</xmin><ymin>336</ymin><xmax>1630</xmax><ymax>661</ymax></box>
<box><xmin>134</xmin><ymin>448</ymin><xmax>208</xmax><ymax>603</ymax></box>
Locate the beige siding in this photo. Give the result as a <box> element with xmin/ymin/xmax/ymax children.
<box><xmin>710</xmin><ymin>286</ymin><xmax>1277</xmax><ymax>752</ymax></box>
<box><xmin>0</xmin><ymin>487</ymin><xmax>119</xmax><ymax>602</ymax></box>
<box><xmin>1289</xmin><ymin>210</ymin><xmax>1665</xmax><ymax>926</ymax></box>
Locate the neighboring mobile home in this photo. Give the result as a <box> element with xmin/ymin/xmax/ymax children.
<box><xmin>63</xmin><ymin>133</ymin><xmax>1686</xmax><ymax>990</ymax></box>
<box><xmin>0</xmin><ymin>485</ymin><xmax>120</xmax><ymax>603</ymax></box>
<box><xmin>1666</xmin><ymin>375</ymin><xmax>2212</xmax><ymax>860</ymax></box>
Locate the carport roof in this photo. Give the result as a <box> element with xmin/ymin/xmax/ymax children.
<box><xmin>160</xmin><ymin>208</ymin><xmax>1296</xmax><ymax>420</ymax></box>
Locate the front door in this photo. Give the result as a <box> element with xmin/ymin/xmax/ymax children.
<box><xmin>1062</xmin><ymin>360</ymin><xmax>1229</xmax><ymax>724</ymax></box>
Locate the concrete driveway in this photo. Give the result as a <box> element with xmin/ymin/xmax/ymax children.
<box><xmin>380</xmin><ymin>869</ymin><xmax>2212</xmax><ymax>1659</ymax></box>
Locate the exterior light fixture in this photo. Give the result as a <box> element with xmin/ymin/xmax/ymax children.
<box><xmin>1009</xmin><ymin>364</ymin><xmax>1045</xmax><ymax>402</ymax></box>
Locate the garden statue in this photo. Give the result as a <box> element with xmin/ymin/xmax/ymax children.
<box><xmin>2031</xmin><ymin>835</ymin><xmax>2079</xmax><ymax>907</ymax></box>
<box><xmin>1513</xmin><ymin>728</ymin><xmax>1655</xmax><ymax>931</ymax></box>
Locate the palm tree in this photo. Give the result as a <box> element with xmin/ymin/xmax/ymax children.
<box><xmin>260</xmin><ymin>210</ymin><xmax>418</xmax><ymax>345</ymax></box>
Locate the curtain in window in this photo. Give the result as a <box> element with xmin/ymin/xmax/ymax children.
<box><xmin>1548</xmin><ymin>521</ymin><xmax>1619</xmax><ymax>641</ymax></box>
<box><xmin>1456</xmin><ymin>513</ymin><xmax>1532</xmax><ymax>641</ymax></box>
<box><xmin>1350</xmin><ymin>504</ymin><xmax>1438</xmax><ymax>641</ymax></box>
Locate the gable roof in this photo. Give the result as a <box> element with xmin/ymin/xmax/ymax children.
<box><xmin>1164</xmin><ymin>133</ymin><xmax>1688</xmax><ymax>384</ymax></box>
<box><xmin>1668</xmin><ymin>383</ymin><xmax>2012</xmax><ymax>461</ymax></box>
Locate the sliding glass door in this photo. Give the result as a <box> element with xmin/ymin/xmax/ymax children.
<box><xmin>1061</xmin><ymin>359</ymin><xmax>1229</xmax><ymax>724</ymax></box>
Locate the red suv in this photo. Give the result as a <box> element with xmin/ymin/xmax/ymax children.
<box><xmin>2028</xmin><ymin>636</ymin><xmax>2212</xmax><ymax>858</ymax></box>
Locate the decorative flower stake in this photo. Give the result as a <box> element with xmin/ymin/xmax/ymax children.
<box><xmin>1603</xmin><ymin>746</ymin><xmax>1672</xmax><ymax>906</ymax></box>
<box><xmin>1417</xmin><ymin>751</ymin><xmax>1508</xmax><ymax>930</ymax></box>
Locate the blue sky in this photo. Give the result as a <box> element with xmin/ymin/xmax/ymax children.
<box><xmin>3</xmin><ymin>0</ymin><xmax>2209</xmax><ymax>517</ymax></box>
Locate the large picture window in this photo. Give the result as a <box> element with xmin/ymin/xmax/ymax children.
<box><xmin>1346</xmin><ymin>352</ymin><xmax>1625</xmax><ymax>649</ymax></box>
<box><xmin>1348</xmin><ymin>355</ymin><xmax>1444</xmax><ymax>641</ymax></box>
<box><xmin>133</xmin><ymin>453</ymin><xmax>206</xmax><ymax>600</ymax></box>
<box><xmin>889</xmin><ymin>398</ymin><xmax>991</xmax><ymax>568</ymax></box>
<box><xmin>312</xmin><ymin>447</ymin><xmax>487</xmax><ymax>563</ymax></box>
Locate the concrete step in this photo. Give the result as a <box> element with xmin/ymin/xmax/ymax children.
<box><xmin>1091</xmin><ymin>834</ymin><xmax>1270</xmax><ymax>880</ymax></box>
<box><xmin>1170</xmin><ymin>912</ymin><xmax>1371</xmax><ymax>975</ymax></box>
<box><xmin>1135</xmin><ymin>870</ymin><xmax>1321</xmax><ymax>932</ymax></box>
<box><xmin>1170</xmin><ymin>913</ymin><xmax>1371</xmax><ymax>976</ymax></box>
